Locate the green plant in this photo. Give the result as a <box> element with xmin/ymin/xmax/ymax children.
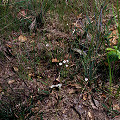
<box><xmin>106</xmin><ymin>0</ymin><xmax>120</xmax><ymax>58</ymax></box>
<box><xmin>106</xmin><ymin>46</ymin><xmax>120</xmax><ymax>59</ymax></box>
<box><xmin>106</xmin><ymin>0</ymin><xmax>120</xmax><ymax>92</ymax></box>
<box><xmin>73</xmin><ymin>1</ymin><xmax>107</xmax><ymax>85</ymax></box>
<box><xmin>102</xmin><ymin>103</ymin><xmax>120</xmax><ymax>118</ymax></box>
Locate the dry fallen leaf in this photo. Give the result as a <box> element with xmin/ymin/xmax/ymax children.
<box><xmin>68</xmin><ymin>83</ymin><xmax>81</xmax><ymax>89</ymax></box>
<box><xmin>18</xmin><ymin>35</ymin><xmax>27</xmax><ymax>42</ymax></box>
<box><xmin>88</xmin><ymin>111</ymin><xmax>94</xmax><ymax>119</ymax></box>
<box><xmin>0</xmin><ymin>86</ymin><xmax>2</xmax><ymax>93</ymax></box>
<box><xmin>67</xmin><ymin>83</ymin><xmax>81</xmax><ymax>94</ymax></box>
<box><xmin>52</xmin><ymin>58</ymin><xmax>59</xmax><ymax>63</ymax></box>
<box><xmin>101</xmin><ymin>92</ymin><xmax>107</xmax><ymax>98</ymax></box>
<box><xmin>113</xmin><ymin>104</ymin><xmax>120</xmax><ymax>111</ymax></box>
<box><xmin>31</xmin><ymin>107</ymin><xmax>39</xmax><ymax>112</ymax></box>
<box><xmin>28</xmin><ymin>73</ymin><xmax>34</xmax><ymax>78</ymax></box>
<box><xmin>68</xmin><ymin>88</ymin><xmax>76</xmax><ymax>94</ymax></box>
<box><xmin>82</xmin><ymin>93</ymin><xmax>88</xmax><ymax>101</ymax></box>
<box><xmin>8</xmin><ymin>80</ymin><xmax>15</xmax><ymax>84</ymax></box>
<box><xmin>17</xmin><ymin>9</ymin><xmax>27</xmax><ymax>19</ymax></box>
<box><xmin>112</xmin><ymin>100</ymin><xmax>120</xmax><ymax>111</ymax></box>
<box><xmin>113</xmin><ymin>115</ymin><xmax>120</xmax><ymax>120</ymax></box>
<box><xmin>77</xmin><ymin>13</ymin><xmax>83</xmax><ymax>19</ymax></box>
<box><xmin>47</xmin><ymin>33</ymin><xmax>52</xmax><ymax>40</ymax></box>
<box><xmin>109</xmin><ymin>29</ymin><xmax>118</xmax><ymax>46</ymax></box>
<box><xmin>13</xmin><ymin>66</ymin><xmax>19</xmax><ymax>72</ymax></box>
<box><xmin>6</xmin><ymin>44</ymin><xmax>12</xmax><ymax>48</ymax></box>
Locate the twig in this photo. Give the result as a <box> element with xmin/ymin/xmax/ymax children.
<box><xmin>71</xmin><ymin>105</ymin><xmax>81</xmax><ymax>119</ymax></box>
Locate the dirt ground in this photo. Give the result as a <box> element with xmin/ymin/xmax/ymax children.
<box><xmin>0</xmin><ymin>8</ymin><xmax>120</xmax><ymax>120</ymax></box>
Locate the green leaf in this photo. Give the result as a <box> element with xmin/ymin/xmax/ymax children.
<box><xmin>113</xmin><ymin>46</ymin><xmax>117</xmax><ymax>49</ymax></box>
<box><xmin>118</xmin><ymin>55</ymin><xmax>120</xmax><ymax>59</ymax></box>
<box><xmin>106</xmin><ymin>48</ymin><xmax>115</xmax><ymax>51</ymax></box>
<box><xmin>109</xmin><ymin>50</ymin><xmax>117</xmax><ymax>55</ymax></box>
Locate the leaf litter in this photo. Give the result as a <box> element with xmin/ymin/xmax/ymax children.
<box><xmin>0</xmin><ymin>2</ymin><xmax>120</xmax><ymax>120</ymax></box>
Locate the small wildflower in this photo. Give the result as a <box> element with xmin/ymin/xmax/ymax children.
<box><xmin>85</xmin><ymin>78</ymin><xmax>88</xmax><ymax>81</ymax></box>
<box><xmin>67</xmin><ymin>23</ymin><xmax>68</xmax><ymax>26</ymax></box>
<box><xmin>66</xmin><ymin>64</ymin><xmax>68</xmax><ymax>67</ymax></box>
<box><xmin>66</xmin><ymin>60</ymin><xmax>69</xmax><ymax>63</ymax></box>
<box><xmin>72</xmin><ymin>29</ymin><xmax>75</xmax><ymax>34</ymax></box>
<box><xmin>46</xmin><ymin>43</ymin><xmax>49</xmax><ymax>47</ymax></box>
<box><xmin>63</xmin><ymin>60</ymin><xmax>66</xmax><ymax>63</ymax></box>
<box><xmin>59</xmin><ymin>62</ymin><xmax>62</xmax><ymax>66</ymax></box>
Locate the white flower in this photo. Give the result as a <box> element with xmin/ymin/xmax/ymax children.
<box><xmin>66</xmin><ymin>64</ymin><xmax>68</xmax><ymax>67</ymax></box>
<box><xmin>46</xmin><ymin>43</ymin><xmax>49</xmax><ymax>47</ymax></box>
<box><xmin>67</xmin><ymin>23</ymin><xmax>68</xmax><ymax>26</ymax></box>
<box><xmin>85</xmin><ymin>78</ymin><xmax>88</xmax><ymax>81</ymax></box>
<box><xmin>59</xmin><ymin>62</ymin><xmax>62</xmax><ymax>66</ymax></box>
<box><xmin>72</xmin><ymin>29</ymin><xmax>75</xmax><ymax>34</ymax></box>
<box><xmin>66</xmin><ymin>60</ymin><xmax>69</xmax><ymax>63</ymax></box>
<box><xmin>63</xmin><ymin>60</ymin><xmax>66</xmax><ymax>63</ymax></box>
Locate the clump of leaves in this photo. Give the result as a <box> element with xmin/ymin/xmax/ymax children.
<box><xmin>105</xmin><ymin>0</ymin><xmax>120</xmax><ymax>95</ymax></box>
<box><xmin>106</xmin><ymin>0</ymin><xmax>120</xmax><ymax>61</ymax></box>
<box><xmin>106</xmin><ymin>46</ymin><xmax>120</xmax><ymax>60</ymax></box>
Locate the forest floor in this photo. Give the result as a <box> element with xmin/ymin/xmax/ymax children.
<box><xmin>0</xmin><ymin>0</ymin><xmax>120</xmax><ymax>120</ymax></box>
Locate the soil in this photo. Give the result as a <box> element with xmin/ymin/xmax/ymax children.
<box><xmin>0</xmin><ymin>8</ymin><xmax>120</xmax><ymax>120</ymax></box>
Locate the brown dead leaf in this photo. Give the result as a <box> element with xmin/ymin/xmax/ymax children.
<box><xmin>47</xmin><ymin>33</ymin><xmax>52</xmax><ymax>40</ymax></box>
<box><xmin>109</xmin><ymin>29</ymin><xmax>118</xmax><ymax>46</ymax></box>
<box><xmin>8</xmin><ymin>80</ymin><xmax>15</xmax><ymax>84</ymax></box>
<box><xmin>83</xmin><ymin>93</ymin><xmax>88</xmax><ymax>101</ymax></box>
<box><xmin>17</xmin><ymin>9</ymin><xmax>27</xmax><ymax>19</ymax></box>
<box><xmin>13</xmin><ymin>66</ymin><xmax>19</xmax><ymax>72</ymax></box>
<box><xmin>109</xmin><ymin>26</ymin><xmax>117</xmax><ymax>31</ymax></box>
<box><xmin>20</xmin><ymin>10</ymin><xmax>26</xmax><ymax>17</ymax></box>
<box><xmin>113</xmin><ymin>104</ymin><xmax>120</xmax><ymax>111</ymax></box>
<box><xmin>72</xmin><ymin>22</ymin><xmax>82</xmax><ymax>29</ymax></box>
<box><xmin>101</xmin><ymin>92</ymin><xmax>107</xmax><ymax>98</ymax></box>
<box><xmin>68</xmin><ymin>83</ymin><xmax>81</xmax><ymax>89</ymax></box>
<box><xmin>102</xmin><ymin>19</ymin><xmax>107</xmax><ymax>25</ymax></box>
<box><xmin>113</xmin><ymin>115</ymin><xmax>120</xmax><ymax>120</ymax></box>
<box><xmin>6</xmin><ymin>44</ymin><xmax>12</xmax><ymax>48</ymax></box>
<box><xmin>52</xmin><ymin>58</ymin><xmax>59</xmax><ymax>63</ymax></box>
<box><xmin>28</xmin><ymin>73</ymin><xmax>34</xmax><ymax>78</ymax></box>
<box><xmin>31</xmin><ymin>107</ymin><xmax>39</xmax><ymax>112</ymax></box>
<box><xmin>68</xmin><ymin>88</ymin><xmax>76</xmax><ymax>94</ymax></box>
<box><xmin>67</xmin><ymin>83</ymin><xmax>81</xmax><ymax>94</ymax></box>
<box><xmin>77</xmin><ymin>13</ymin><xmax>83</xmax><ymax>19</ymax></box>
<box><xmin>0</xmin><ymin>86</ymin><xmax>2</xmax><ymax>93</ymax></box>
<box><xmin>88</xmin><ymin>111</ymin><xmax>94</xmax><ymax>120</ymax></box>
<box><xmin>112</xmin><ymin>101</ymin><xmax>120</xmax><ymax>111</ymax></box>
<box><xmin>18</xmin><ymin>35</ymin><xmax>27</xmax><ymax>42</ymax></box>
